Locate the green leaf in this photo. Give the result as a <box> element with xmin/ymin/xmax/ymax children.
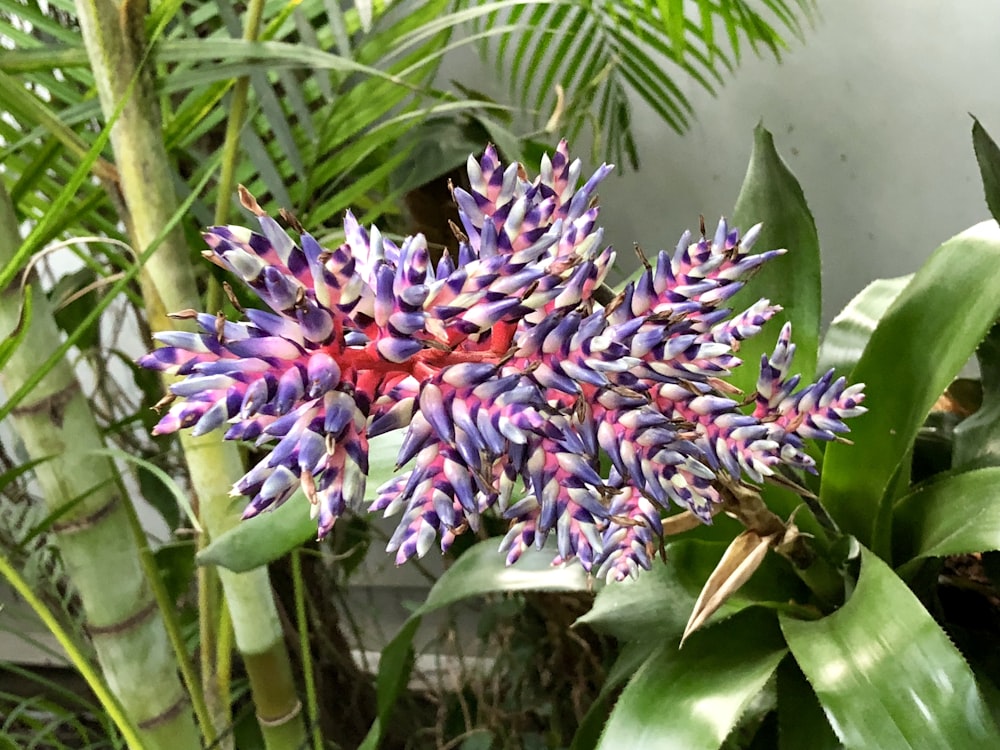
<box><xmin>0</xmin><ymin>8</ymin><xmax>163</xmax><ymax>293</ymax></box>
<box><xmin>474</xmin><ymin>0</ymin><xmax>809</xmax><ymax>165</ymax></box>
<box><xmin>781</xmin><ymin>546</ymin><xmax>1000</xmax><ymax>749</ymax></box>
<box><xmin>419</xmin><ymin>539</ymin><xmax>593</xmax><ymax>613</ymax></box>
<box><xmin>577</xmin><ymin>539</ymin><xmax>804</xmax><ymax>641</ymax></box>
<box><xmin>596</xmin><ymin>608</ymin><xmax>787</xmax><ymax>750</ymax></box>
<box><xmin>729</xmin><ymin>122</ymin><xmax>821</xmax><ymax>396</ymax></box>
<box><xmin>390</xmin><ymin>116</ymin><xmax>487</xmax><ymax>195</ymax></box>
<box><xmin>154</xmin><ymin>541</ymin><xmax>196</xmax><ymax>603</ymax></box>
<box><xmin>816</xmin><ymin>275</ymin><xmax>911</xmax><ymax>378</ymax></box>
<box><xmin>777</xmin><ymin>658</ymin><xmax>842</xmax><ymax>750</ymax></box>
<box><xmin>360</xmin><ymin>537</ymin><xmax>593</xmax><ymax>750</ymax></box>
<box><xmin>0</xmin><ymin>455</ymin><xmax>52</xmax><ymax>493</ymax></box>
<box><xmin>665</xmin><ymin>0</ymin><xmax>687</xmax><ymax>57</ymax></box>
<box><xmin>196</xmin><ymin>488</ymin><xmax>313</xmax><ymax>572</ymax></box>
<box><xmin>48</xmin><ymin>267</ymin><xmax>100</xmax><ymax>351</ymax></box>
<box><xmin>820</xmin><ymin>221</ymin><xmax>1000</xmax><ymax>554</ymax></box>
<box><xmin>198</xmin><ymin>431</ymin><xmax>405</xmax><ymax>572</ymax></box>
<box><xmin>570</xmin><ymin>639</ymin><xmax>659</xmax><ymax>750</ymax></box>
<box><xmin>893</xmin><ymin>467</ymin><xmax>1000</xmax><ymax>563</ymax></box>
<box><xmin>972</xmin><ymin>117</ymin><xmax>1000</xmax><ymax>224</ymax></box>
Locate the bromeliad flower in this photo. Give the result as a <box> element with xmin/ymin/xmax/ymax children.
<box><xmin>141</xmin><ymin>141</ymin><xmax>866</xmax><ymax>581</ymax></box>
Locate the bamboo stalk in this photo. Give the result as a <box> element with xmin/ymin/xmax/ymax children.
<box><xmin>72</xmin><ymin>0</ymin><xmax>307</xmax><ymax>746</ymax></box>
<box><xmin>0</xmin><ymin>184</ymin><xmax>202</xmax><ymax>750</ymax></box>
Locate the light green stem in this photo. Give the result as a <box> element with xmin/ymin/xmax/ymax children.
<box><xmin>197</xmin><ymin>537</ymin><xmax>225</xmax><ymax>734</ymax></box>
<box><xmin>292</xmin><ymin>550</ymin><xmax>323</xmax><ymax>750</ymax></box>
<box><xmin>72</xmin><ymin>0</ymin><xmax>306</xmax><ymax>746</ymax></box>
<box><xmin>0</xmin><ymin>185</ymin><xmax>201</xmax><ymax>749</ymax></box>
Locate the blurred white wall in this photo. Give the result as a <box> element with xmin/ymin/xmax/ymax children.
<box><xmin>443</xmin><ymin>0</ymin><xmax>1000</xmax><ymax>323</ymax></box>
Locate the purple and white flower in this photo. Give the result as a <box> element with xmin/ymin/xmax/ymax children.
<box><xmin>141</xmin><ymin>142</ymin><xmax>866</xmax><ymax>581</ymax></box>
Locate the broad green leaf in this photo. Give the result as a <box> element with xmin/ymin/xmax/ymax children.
<box><xmin>577</xmin><ymin>539</ymin><xmax>804</xmax><ymax>641</ymax></box>
<box><xmin>820</xmin><ymin>221</ymin><xmax>1000</xmax><ymax>554</ymax></box>
<box><xmin>196</xmin><ymin>488</ymin><xmax>314</xmax><ymax>572</ymax></box>
<box><xmin>570</xmin><ymin>639</ymin><xmax>658</xmax><ymax>750</ymax></box>
<box><xmin>729</xmin><ymin>123</ymin><xmax>821</xmax><ymax>396</ymax></box>
<box><xmin>777</xmin><ymin>658</ymin><xmax>842</xmax><ymax>750</ymax></box>
<box><xmin>781</xmin><ymin>547</ymin><xmax>1000</xmax><ymax>749</ymax></box>
<box><xmin>816</xmin><ymin>275</ymin><xmax>911</xmax><ymax>378</ymax></box>
<box><xmin>419</xmin><ymin>538</ymin><xmax>593</xmax><ymax>612</ymax></box>
<box><xmin>198</xmin><ymin>431</ymin><xmax>405</xmax><ymax>572</ymax></box>
<box><xmin>575</xmin><ymin>541</ymin><xmax>726</xmax><ymax>641</ymax></box>
<box><xmin>893</xmin><ymin>467</ymin><xmax>1000</xmax><ymax>563</ymax></box>
<box><xmin>972</xmin><ymin>117</ymin><xmax>1000</xmax><ymax>224</ymax></box>
<box><xmin>596</xmin><ymin>608</ymin><xmax>787</xmax><ymax>750</ymax></box>
<box><xmin>360</xmin><ymin>538</ymin><xmax>593</xmax><ymax>750</ymax></box>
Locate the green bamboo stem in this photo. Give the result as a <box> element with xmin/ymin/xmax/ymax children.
<box><xmin>72</xmin><ymin>0</ymin><xmax>306</xmax><ymax>746</ymax></box>
<box><xmin>0</xmin><ymin>185</ymin><xmax>202</xmax><ymax>750</ymax></box>
<box><xmin>116</xmin><ymin>458</ymin><xmax>218</xmax><ymax>746</ymax></box>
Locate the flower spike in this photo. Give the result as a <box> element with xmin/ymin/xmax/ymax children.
<box><xmin>141</xmin><ymin>144</ymin><xmax>865</xmax><ymax>580</ymax></box>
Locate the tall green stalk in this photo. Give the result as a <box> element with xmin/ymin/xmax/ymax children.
<box><xmin>0</xmin><ymin>184</ymin><xmax>201</xmax><ymax>750</ymax></box>
<box><xmin>72</xmin><ymin>0</ymin><xmax>307</xmax><ymax>746</ymax></box>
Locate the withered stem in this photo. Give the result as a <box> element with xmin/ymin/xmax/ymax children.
<box><xmin>718</xmin><ymin>476</ymin><xmax>844</xmax><ymax>607</ymax></box>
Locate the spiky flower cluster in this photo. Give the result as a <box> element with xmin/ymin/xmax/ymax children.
<box><xmin>141</xmin><ymin>143</ymin><xmax>865</xmax><ymax>581</ymax></box>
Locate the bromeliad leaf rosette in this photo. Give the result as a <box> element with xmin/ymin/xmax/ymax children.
<box><xmin>140</xmin><ymin>142</ymin><xmax>865</xmax><ymax>582</ymax></box>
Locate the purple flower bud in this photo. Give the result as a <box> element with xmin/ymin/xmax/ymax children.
<box><xmin>275</xmin><ymin>366</ymin><xmax>304</xmax><ymax>415</ymax></box>
<box><xmin>306</xmin><ymin>352</ymin><xmax>340</xmax><ymax>398</ymax></box>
